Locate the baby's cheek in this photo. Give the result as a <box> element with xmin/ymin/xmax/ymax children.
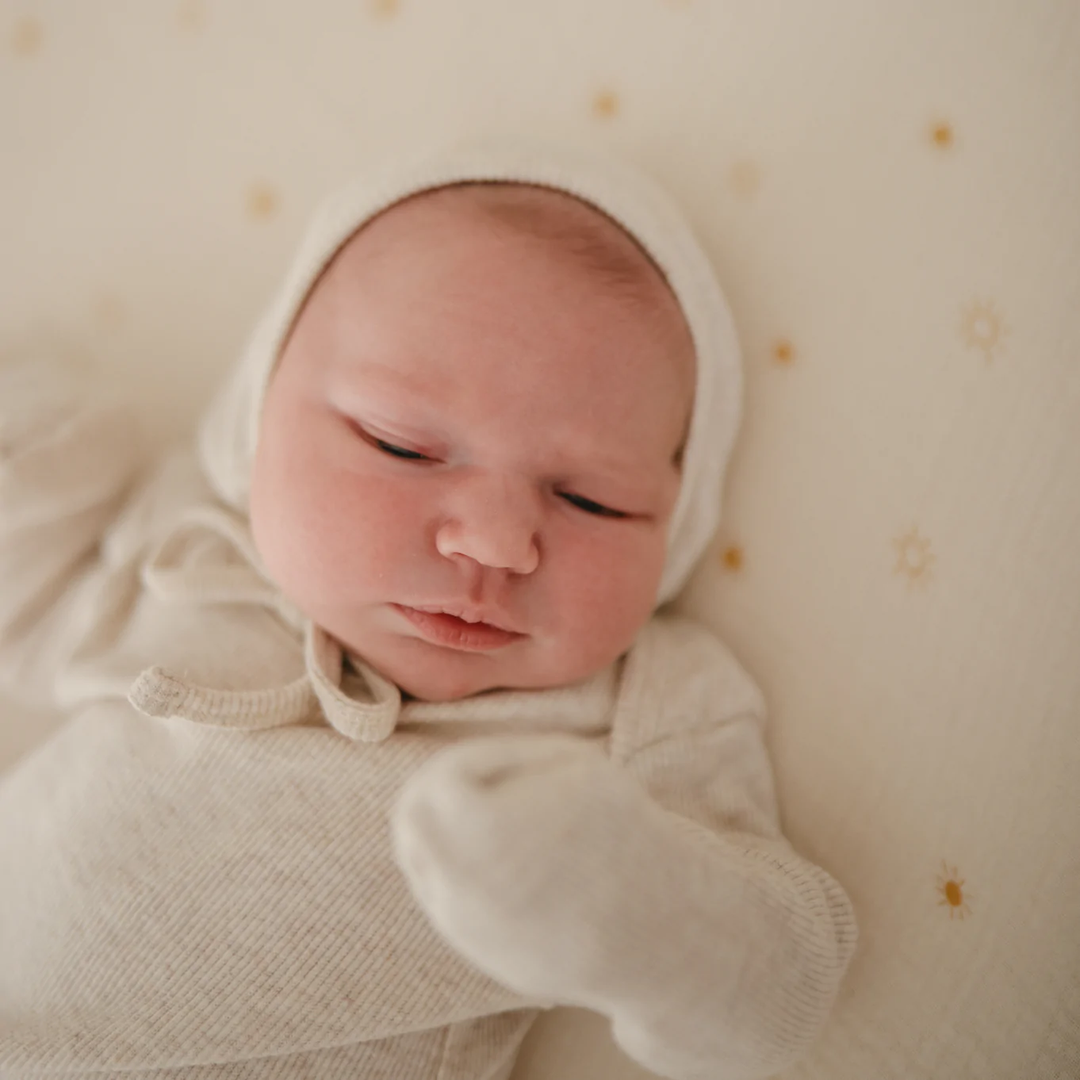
<box><xmin>252</xmin><ymin>467</ymin><xmax>331</xmax><ymax>601</ymax></box>
<box><xmin>299</xmin><ymin>468</ymin><xmax>431</xmax><ymax>605</ymax></box>
<box><xmin>556</xmin><ymin>531</ymin><xmax>664</xmax><ymax>659</ymax></box>
<box><xmin>355</xmin><ymin>479</ymin><xmax>420</xmax><ymax>567</ymax></box>
<box><xmin>337</xmin><ymin>474</ymin><xmax>424</xmax><ymax>580</ymax></box>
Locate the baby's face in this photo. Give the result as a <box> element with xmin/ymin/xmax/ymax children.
<box><xmin>250</xmin><ymin>188</ymin><xmax>693</xmax><ymax>702</ymax></box>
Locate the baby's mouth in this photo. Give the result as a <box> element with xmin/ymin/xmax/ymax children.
<box><xmin>392</xmin><ymin>605</ymin><xmax>525</xmax><ymax>652</ymax></box>
<box><xmin>406</xmin><ymin>604</ymin><xmax>520</xmax><ymax>634</ymax></box>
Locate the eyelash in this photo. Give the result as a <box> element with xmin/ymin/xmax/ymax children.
<box><xmin>371</xmin><ymin>438</ymin><xmax>628</xmax><ymax>519</ymax></box>
<box><xmin>374</xmin><ymin>438</ymin><xmax>427</xmax><ymax>461</ymax></box>
<box><xmin>561</xmin><ymin>493</ymin><xmax>627</xmax><ymax>519</ymax></box>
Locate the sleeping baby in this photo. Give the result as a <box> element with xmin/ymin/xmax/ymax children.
<box><xmin>0</xmin><ymin>141</ymin><xmax>857</xmax><ymax>1080</ymax></box>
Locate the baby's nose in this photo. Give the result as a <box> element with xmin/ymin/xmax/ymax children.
<box><xmin>434</xmin><ymin>474</ymin><xmax>541</xmax><ymax>575</ymax></box>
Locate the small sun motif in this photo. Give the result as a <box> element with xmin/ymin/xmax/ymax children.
<box><xmin>894</xmin><ymin>526</ymin><xmax>935</xmax><ymax>585</ymax></box>
<box><xmin>721</xmin><ymin>544</ymin><xmax>744</xmax><ymax>572</ymax></box>
<box><xmin>772</xmin><ymin>339</ymin><xmax>795</xmax><ymax>365</ymax></box>
<box><xmin>177</xmin><ymin>0</ymin><xmax>205</xmax><ymax>31</ymax></box>
<box><xmin>929</xmin><ymin>120</ymin><xmax>955</xmax><ymax>149</ymax></box>
<box><xmin>592</xmin><ymin>90</ymin><xmax>620</xmax><ymax>120</ymax></box>
<box><xmin>92</xmin><ymin>293</ymin><xmax>127</xmax><ymax>333</ymax></box>
<box><xmin>937</xmin><ymin>862</ymin><xmax>973</xmax><ymax>919</ymax></box>
<box><xmin>11</xmin><ymin>16</ymin><xmax>43</xmax><ymax>56</ymax></box>
<box><xmin>961</xmin><ymin>300</ymin><xmax>1008</xmax><ymax>363</ymax></box>
<box><xmin>245</xmin><ymin>183</ymin><xmax>279</xmax><ymax>221</ymax></box>
<box><xmin>729</xmin><ymin>159</ymin><xmax>761</xmax><ymax>199</ymax></box>
<box><xmin>370</xmin><ymin>0</ymin><xmax>399</xmax><ymax>18</ymax></box>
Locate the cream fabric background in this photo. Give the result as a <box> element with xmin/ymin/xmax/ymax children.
<box><xmin>2</xmin><ymin>2</ymin><xmax>1078</xmax><ymax>1078</ymax></box>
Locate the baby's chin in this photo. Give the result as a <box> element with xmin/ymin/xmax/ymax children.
<box><xmin>396</xmin><ymin>678</ymin><xmax>498</xmax><ymax>704</ymax></box>
<box><xmin>379</xmin><ymin>662</ymin><xmax>516</xmax><ymax>703</ymax></box>
<box><xmin>343</xmin><ymin>632</ymin><xmax>519</xmax><ymax>702</ymax></box>
<box><xmin>375</xmin><ymin>643</ymin><xmax>540</xmax><ymax>704</ymax></box>
<box><xmin>357</xmin><ymin>634</ymin><xmax>593</xmax><ymax>704</ymax></box>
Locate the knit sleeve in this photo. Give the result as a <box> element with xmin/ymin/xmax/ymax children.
<box><xmin>590</xmin><ymin>615</ymin><xmax>857</xmax><ymax>1079</ymax></box>
<box><xmin>596</xmin><ymin>712</ymin><xmax>857</xmax><ymax>1080</ymax></box>
<box><xmin>391</xmin><ymin>619</ymin><xmax>857</xmax><ymax>1079</ymax></box>
<box><xmin>0</xmin><ymin>353</ymin><xmax>146</xmax><ymax>710</ymax></box>
<box><xmin>387</xmin><ymin>610</ymin><xmax>856</xmax><ymax>1078</ymax></box>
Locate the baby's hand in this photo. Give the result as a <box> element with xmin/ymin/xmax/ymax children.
<box><xmin>390</xmin><ymin>734</ymin><xmax>652</xmax><ymax>1002</ymax></box>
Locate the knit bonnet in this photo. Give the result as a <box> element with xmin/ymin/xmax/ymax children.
<box><xmin>198</xmin><ymin>139</ymin><xmax>743</xmax><ymax>607</ymax></box>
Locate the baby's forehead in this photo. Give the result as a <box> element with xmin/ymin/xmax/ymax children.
<box><xmin>429</xmin><ymin>183</ymin><xmax>667</xmax><ymax>295</ymax></box>
<box><xmin>339</xmin><ymin>182</ymin><xmax>675</xmax><ymax>314</ymax></box>
<box><xmin>294</xmin><ymin>184</ymin><xmax>697</xmax><ymax>446</ymax></box>
<box><xmin>327</xmin><ymin>182</ymin><xmax>694</xmax><ymax>368</ymax></box>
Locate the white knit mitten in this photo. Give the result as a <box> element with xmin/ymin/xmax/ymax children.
<box><xmin>390</xmin><ymin>733</ymin><xmax>660</xmax><ymax>1005</ymax></box>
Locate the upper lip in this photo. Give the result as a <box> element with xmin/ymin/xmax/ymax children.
<box><xmin>404</xmin><ymin>604</ymin><xmax>523</xmax><ymax>634</ymax></box>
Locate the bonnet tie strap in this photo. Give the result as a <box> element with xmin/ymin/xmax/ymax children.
<box><xmin>128</xmin><ymin>666</ymin><xmax>317</xmax><ymax>729</ymax></box>
<box><xmin>306</xmin><ymin>623</ymin><xmax>401</xmax><ymax>743</ymax></box>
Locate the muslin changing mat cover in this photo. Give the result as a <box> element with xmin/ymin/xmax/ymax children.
<box><xmin>0</xmin><ymin>141</ymin><xmax>855</xmax><ymax>1080</ymax></box>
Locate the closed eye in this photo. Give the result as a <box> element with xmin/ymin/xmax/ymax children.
<box><xmin>560</xmin><ymin>493</ymin><xmax>628</xmax><ymax>519</ymax></box>
<box><xmin>373</xmin><ymin>438</ymin><xmax>430</xmax><ymax>461</ymax></box>
<box><xmin>345</xmin><ymin>416</ymin><xmax>432</xmax><ymax>461</ymax></box>
<box><xmin>352</xmin><ymin>419</ymin><xmax>627</xmax><ymax>516</ymax></box>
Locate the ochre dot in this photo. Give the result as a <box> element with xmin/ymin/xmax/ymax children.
<box><xmin>371</xmin><ymin>0</ymin><xmax>399</xmax><ymax>16</ymax></box>
<box><xmin>92</xmin><ymin>294</ymin><xmax>127</xmax><ymax>332</ymax></box>
<box><xmin>11</xmin><ymin>16</ymin><xmax>43</xmax><ymax>56</ymax></box>
<box><xmin>177</xmin><ymin>0</ymin><xmax>205</xmax><ymax>31</ymax></box>
<box><xmin>960</xmin><ymin>300</ymin><xmax>1008</xmax><ymax>363</ymax></box>
<box><xmin>936</xmin><ymin>862</ymin><xmax>972</xmax><ymax>919</ymax></box>
<box><xmin>930</xmin><ymin>121</ymin><xmax>954</xmax><ymax>149</ymax></box>
<box><xmin>721</xmin><ymin>545</ymin><xmax>744</xmax><ymax>572</ymax></box>
<box><xmin>893</xmin><ymin>526</ymin><xmax>935</xmax><ymax>585</ymax></box>
<box><xmin>729</xmin><ymin>159</ymin><xmax>761</xmax><ymax>198</ymax></box>
<box><xmin>246</xmin><ymin>183</ymin><xmax>279</xmax><ymax>221</ymax></box>
<box><xmin>592</xmin><ymin>91</ymin><xmax>619</xmax><ymax>119</ymax></box>
<box><xmin>773</xmin><ymin>339</ymin><xmax>795</xmax><ymax>364</ymax></box>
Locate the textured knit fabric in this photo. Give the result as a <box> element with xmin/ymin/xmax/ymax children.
<box><xmin>0</xmin><ymin>142</ymin><xmax>857</xmax><ymax>1080</ymax></box>
<box><xmin>197</xmin><ymin>139</ymin><xmax>744</xmax><ymax>607</ymax></box>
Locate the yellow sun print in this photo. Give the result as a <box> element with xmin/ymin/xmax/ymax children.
<box><xmin>730</xmin><ymin>160</ymin><xmax>762</xmax><ymax>199</ymax></box>
<box><xmin>894</xmin><ymin>526</ymin><xmax>935</xmax><ymax>585</ymax></box>
<box><xmin>10</xmin><ymin>16</ymin><xmax>43</xmax><ymax>56</ymax></box>
<box><xmin>720</xmin><ymin>544</ymin><xmax>744</xmax><ymax>572</ymax></box>
<box><xmin>961</xmin><ymin>300</ymin><xmax>1008</xmax><ymax>363</ymax></box>
<box><xmin>937</xmin><ymin>862</ymin><xmax>973</xmax><ymax>919</ymax></box>
<box><xmin>772</xmin><ymin>338</ymin><xmax>795</xmax><ymax>365</ymax></box>
<box><xmin>245</xmin><ymin>183</ymin><xmax>279</xmax><ymax>221</ymax></box>
<box><xmin>929</xmin><ymin>120</ymin><xmax>955</xmax><ymax>149</ymax></box>
<box><xmin>177</xmin><ymin>0</ymin><xmax>205</xmax><ymax>31</ymax></box>
<box><xmin>92</xmin><ymin>293</ymin><xmax>127</xmax><ymax>333</ymax></box>
<box><xmin>592</xmin><ymin>90</ymin><xmax>620</xmax><ymax>120</ymax></box>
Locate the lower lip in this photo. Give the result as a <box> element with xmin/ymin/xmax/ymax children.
<box><xmin>393</xmin><ymin>605</ymin><xmax>525</xmax><ymax>651</ymax></box>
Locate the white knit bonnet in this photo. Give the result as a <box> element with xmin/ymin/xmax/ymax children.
<box><xmin>198</xmin><ymin>139</ymin><xmax>743</xmax><ymax>607</ymax></box>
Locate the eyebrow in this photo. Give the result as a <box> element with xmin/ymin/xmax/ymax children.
<box><xmin>341</xmin><ymin>361</ymin><xmax>454</xmax><ymax>441</ymax></box>
<box><xmin>350</xmin><ymin>359</ymin><xmax>434</xmax><ymax>402</ymax></box>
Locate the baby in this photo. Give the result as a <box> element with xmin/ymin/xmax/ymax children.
<box><xmin>0</xmin><ymin>142</ymin><xmax>856</xmax><ymax>1080</ymax></box>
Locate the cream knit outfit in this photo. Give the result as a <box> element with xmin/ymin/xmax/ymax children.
<box><xmin>0</xmin><ymin>141</ymin><xmax>857</xmax><ymax>1080</ymax></box>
